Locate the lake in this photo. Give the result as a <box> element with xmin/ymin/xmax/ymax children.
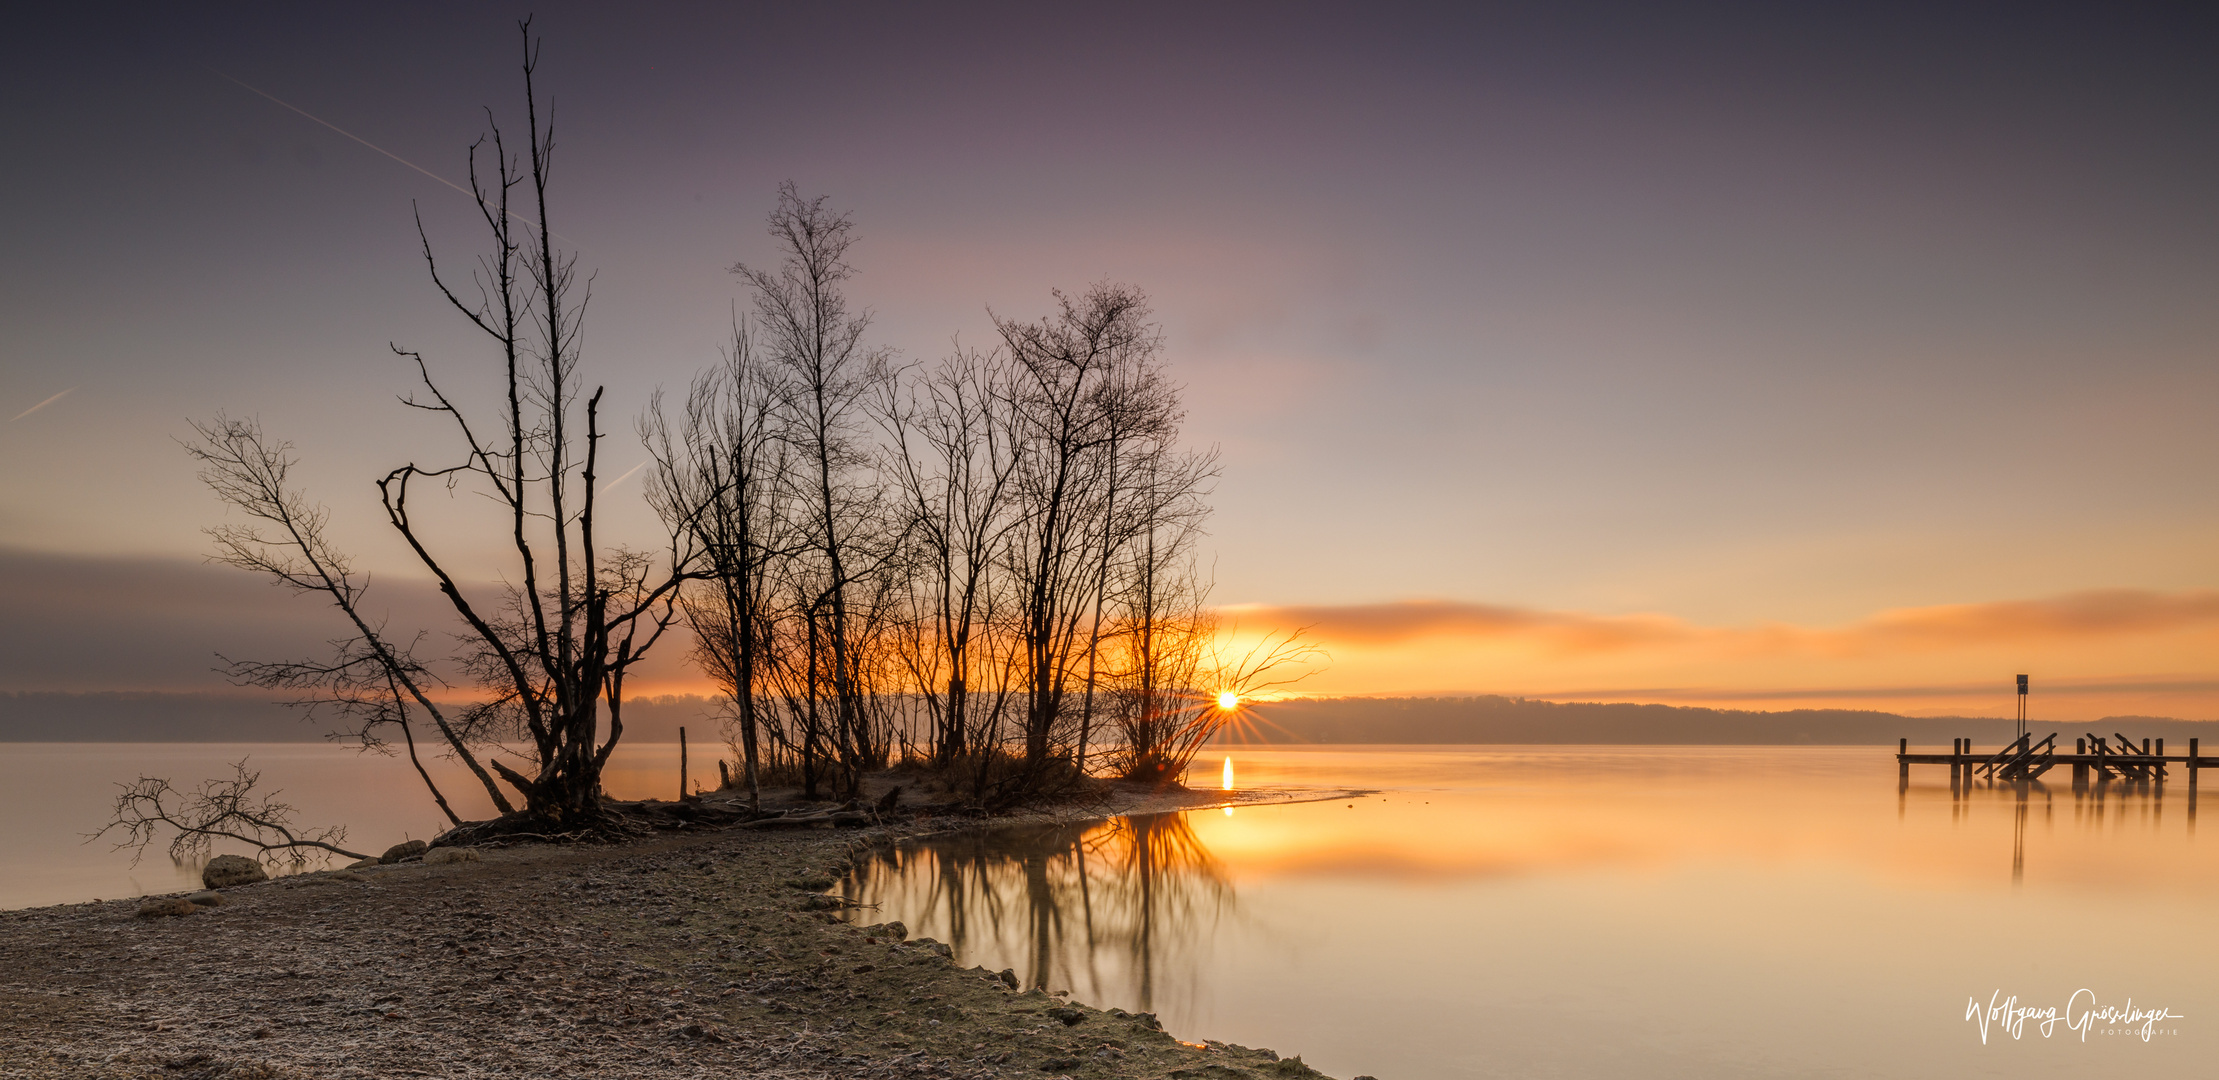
<box><xmin>4</xmin><ymin>742</ymin><xmax>2205</xmax><ymax>1077</ymax></box>
<box><xmin>0</xmin><ymin>741</ymin><xmax>708</xmax><ymax>910</ymax></box>
<box><xmin>832</xmin><ymin>745</ymin><xmax>2211</xmax><ymax>1079</ymax></box>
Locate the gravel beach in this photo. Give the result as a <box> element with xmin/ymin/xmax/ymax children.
<box><xmin>0</xmin><ymin>786</ymin><xmax>1354</xmax><ymax>1080</ymax></box>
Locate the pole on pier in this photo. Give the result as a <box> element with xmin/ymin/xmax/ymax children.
<box><xmin>1899</xmin><ymin>737</ymin><xmax>1909</xmax><ymax>788</ymax></box>
<box><xmin>2016</xmin><ymin>674</ymin><xmax>2028</xmax><ymax>743</ymax></box>
<box><xmin>679</xmin><ymin>725</ymin><xmax>689</xmax><ymax>801</ymax></box>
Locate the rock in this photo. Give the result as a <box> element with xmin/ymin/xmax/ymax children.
<box><xmin>862</xmin><ymin>920</ymin><xmax>908</xmax><ymax>941</ymax></box>
<box><xmin>380</xmin><ymin>840</ymin><xmax>428</xmax><ymax>864</ymax></box>
<box><xmin>996</xmin><ymin>968</ymin><xmax>1020</xmax><ymax>990</ymax></box>
<box><xmin>1047</xmin><ymin>1006</ymin><xmax>1085</xmax><ymax>1026</ymax></box>
<box><xmin>346</xmin><ymin>858</ymin><xmax>380</xmax><ymax>870</ymax></box>
<box><xmin>184</xmin><ymin>890</ymin><xmax>226</xmax><ymax>907</ymax></box>
<box><xmin>135</xmin><ymin>896</ymin><xmax>196</xmax><ymax>918</ymax></box>
<box><xmin>422</xmin><ymin>846</ymin><xmax>480</xmax><ymax>866</ymax></box>
<box><xmin>202</xmin><ymin>855</ymin><xmax>268</xmax><ymax>889</ymax></box>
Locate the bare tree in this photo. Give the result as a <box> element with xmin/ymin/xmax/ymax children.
<box><xmin>877</xmin><ymin>344</ymin><xmax>1024</xmax><ymax>767</ymax></box>
<box><xmin>733</xmin><ymin>184</ymin><xmax>898</xmax><ymax>798</ymax></box>
<box><xmin>190</xmin><ymin>20</ymin><xmax>704</xmax><ymax>832</ymax></box>
<box><xmin>645</xmin><ymin>319</ymin><xmax>797</xmax><ymax>811</ymax></box>
<box><xmin>994</xmin><ymin>283</ymin><xmax>1200</xmax><ymax>771</ymax></box>
<box><xmin>188</xmin><ymin>415</ymin><xmax>488</xmax><ymax>826</ymax></box>
<box><xmin>1099</xmin><ymin>560</ymin><xmax>1321</xmax><ymax>783</ymax></box>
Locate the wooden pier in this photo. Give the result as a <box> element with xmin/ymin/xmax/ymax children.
<box><xmin>1898</xmin><ymin>733</ymin><xmax>2218</xmax><ymax>786</ymax></box>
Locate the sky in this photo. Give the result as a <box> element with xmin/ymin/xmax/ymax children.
<box><xmin>4</xmin><ymin>2</ymin><xmax>2217</xmax><ymax>721</ymax></box>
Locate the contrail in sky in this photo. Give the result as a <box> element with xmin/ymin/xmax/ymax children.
<box><xmin>206</xmin><ymin>66</ymin><xmax>560</xmax><ymax>241</ymax></box>
<box><xmin>600</xmin><ymin>460</ymin><xmax>649</xmax><ymax>496</ymax></box>
<box><xmin>9</xmin><ymin>387</ymin><xmax>75</xmax><ymax>422</ymax></box>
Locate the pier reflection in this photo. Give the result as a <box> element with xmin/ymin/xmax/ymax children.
<box><xmin>835</xmin><ymin>812</ymin><xmax>1232</xmax><ymax>1012</ymax></box>
<box><xmin>1918</xmin><ymin>763</ymin><xmax>2196</xmax><ymax>886</ymax></box>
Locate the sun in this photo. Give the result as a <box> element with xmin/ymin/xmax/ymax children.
<box><xmin>1217</xmin><ymin>691</ymin><xmax>1240</xmax><ymax>710</ymax></box>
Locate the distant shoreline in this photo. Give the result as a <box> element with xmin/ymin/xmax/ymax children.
<box><xmin>9</xmin><ymin>689</ymin><xmax>2210</xmax><ymax>745</ymax></box>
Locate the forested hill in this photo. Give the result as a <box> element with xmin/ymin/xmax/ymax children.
<box><xmin>0</xmin><ymin>692</ymin><xmax>721</xmax><ymax>743</ymax></box>
<box><xmin>7</xmin><ymin>689</ymin><xmax>2214</xmax><ymax>747</ymax></box>
<box><xmin>1214</xmin><ymin>695</ymin><xmax>2219</xmax><ymax>746</ymax></box>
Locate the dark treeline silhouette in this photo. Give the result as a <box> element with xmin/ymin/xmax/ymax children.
<box><xmin>154</xmin><ymin>22</ymin><xmax>1307</xmax><ymax>840</ymax></box>
<box><xmin>1216</xmin><ymin>696</ymin><xmax>2219</xmax><ymax>747</ymax></box>
<box><xmin>639</xmin><ymin>186</ymin><xmax>1318</xmax><ymax>810</ymax></box>
<box><xmin>1</xmin><ymin>692</ymin><xmax>728</xmax><ymax>744</ymax></box>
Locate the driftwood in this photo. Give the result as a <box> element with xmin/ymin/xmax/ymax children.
<box><xmin>95</xmin><ymin>760</ymin><xmax>373</xmax><ymax>865</ymax></box>
<box><xmin>739</xmin><ymin>810</ymin><xmax>871</xmax><ymax>830</ymax></box>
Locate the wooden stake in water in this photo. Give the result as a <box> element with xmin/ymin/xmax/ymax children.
<box><xmin>680</xmin><ymin>726</ymin><xmax>688</xmax><ymax>801</ymax></box>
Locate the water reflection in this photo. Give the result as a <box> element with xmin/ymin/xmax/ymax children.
<box><xmin>1913</xmin><ymin>762</ymin><xmax>2197</xmax><ymax>887</ymax></box>
<box><xmin>837</xmin><ymin>812</ymin><xmax>1231</xmax><ymax>1012</ymax></box>
<box><xmin>830</xmin><ymin>749</ymin><xmax>2217</xmax><ymax>1080</ymax></box>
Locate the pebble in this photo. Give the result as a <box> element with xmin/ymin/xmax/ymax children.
<box><xmin>134</xmin><ymin>896</ymin><xmax>196</xmax><ymax>919</ymax></box>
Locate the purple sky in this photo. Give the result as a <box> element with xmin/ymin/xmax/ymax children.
<box><xmin>5</xmin><ymin>3</ymin><xmax>2218</xmax><ymax>712</ymax></box>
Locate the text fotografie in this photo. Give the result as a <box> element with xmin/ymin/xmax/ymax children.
<box><xmin>1965</xmin><ymin>989</ymin><xmax>2183</xmax><ymax>1044</ymax></box>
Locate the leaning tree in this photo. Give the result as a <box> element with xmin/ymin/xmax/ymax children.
<box><xmin>187</xmin><ymin>20</ymin><xmax>703</xmax><ymax>832</ymax></box>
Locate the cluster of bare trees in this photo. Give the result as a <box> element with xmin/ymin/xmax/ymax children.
<box><xmin>649</xmin><ymin>187</ymin><xmax>1313</xmax><ymax>808</ymax></box>
<box><xmin>166</xmin><ymin>24</ymin><xmax>1312</xmax><ymax>844</ymax></box>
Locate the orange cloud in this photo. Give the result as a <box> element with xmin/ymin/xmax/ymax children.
<box><xmin>1222</xmin><ymin>599</ymin><xmax>1693</xmax><ymax>654</ymax></box>
<box><xmin>1829</xmin><ymin>589</ymin><xmax>2219</xmax><ymax>652</ymax></box>
<box><xmin>1217</xmin><ymin>590</ymin><xmax>2219</xmax><ymax>720</ymax></box>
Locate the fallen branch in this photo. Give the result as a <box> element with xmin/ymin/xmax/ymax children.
<box><xmin>92</xmin><ymin>759</ymin><xmax>371</xmax><ymax>865</ymax></box>
<box><xmin>739</xmin><ymin>810</ymin><xmax>871</xmax><ymax>829</ymax></box>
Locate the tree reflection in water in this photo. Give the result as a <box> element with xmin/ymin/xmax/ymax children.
<box><xmin>836</xmin><ymin>811</ymin><xmax>1232</xmax><ymax>1013</ymax></box>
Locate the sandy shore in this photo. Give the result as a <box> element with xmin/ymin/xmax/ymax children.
<box><xmin>0</xmin><ymin>784</ymin><xmax>1364</xmax><ymax>1080</ymax></box>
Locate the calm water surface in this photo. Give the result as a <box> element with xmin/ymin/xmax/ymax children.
<box><xmin>835</xmin><ymin>746</ymin><xmax>2212</xmax><ymax>1080</ymax></box>
<box><xmin>0</xmin><ymin>741</ymin><xmax>708</xmax><ymax>910</ymax></box>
